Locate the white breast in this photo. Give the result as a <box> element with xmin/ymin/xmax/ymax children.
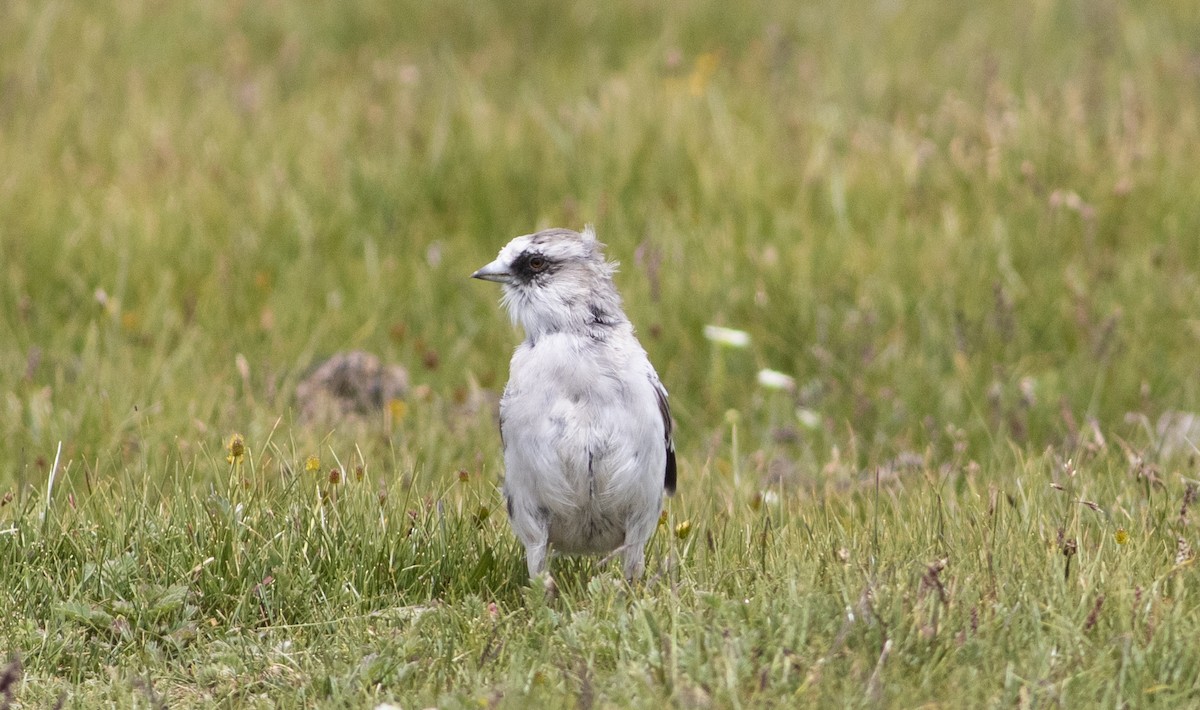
<box><xmin>500</xmin><ymin>331</ymin><xmax>666</xmax><ymax>554</ymax></box>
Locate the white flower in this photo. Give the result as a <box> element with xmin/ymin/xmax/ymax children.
<box><xmin>756</xmin><ymin>368</ymin><xmax>795</xmax><ymax>391</ymax></box>
<box><xmin>796</xmin><ymin>408</ymin><xmax>822</xmax><ymax>429</ymax></box>
<box><xmin>703</xmin><ymin>325</ymin><xmax>750</xmax><ymax>348</ymax></box>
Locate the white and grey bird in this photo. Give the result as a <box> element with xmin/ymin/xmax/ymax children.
<box><xmin>472</xmin><ymin>225</ymin><xmax>676</xmax><ymax>582</ymax></box>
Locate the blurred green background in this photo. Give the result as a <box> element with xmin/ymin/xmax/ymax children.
<box><xmin>3</xmin><ymin>0</ymin><xmax>1199</xmax><ymax>485</ymax></box>
<box><xmin>4</xmin><ymin>1</ymin><xmax>1200</xmax><ymax>706</ymax></box>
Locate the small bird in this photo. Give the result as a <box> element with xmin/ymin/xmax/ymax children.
<box><xmin>472</xmin><ymin>225</ymin><xmax>676</xmax><ymax>582</ymax></box>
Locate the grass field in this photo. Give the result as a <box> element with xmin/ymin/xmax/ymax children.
<box><xmin>3</xmin><ymin>0</ymin><xmax>1200</xmax><ymax>706</ymax></box>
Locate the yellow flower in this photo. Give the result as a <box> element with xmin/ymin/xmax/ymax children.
<box><xmin>675</xmin><ymin>520</ymin><xmax>692</xmax><ymax>540</ymax></box>
<box><xmin>305</xmin><ymin>455</ymin><xmax>321</xmax><ymax>472</ymax></box>
<box><xmin>688</xmin><ymin>51</ymin><xmax>721</xmax><ymax>96</ymax></box>
<box><xmin>226</xmin><ymin>433</ymin><xmax>246</xmax><ymax>465</ymax></box>
<box><xmin>1114</xmin><ymin>528</ymin><xmax>1129</xmax><ymax>545</ymax></box>
<box><xmin>121</xmin><ymin>311</ymin><xmax>141</xmax><ymax>333</ymax></box>
<box><xmin>388</xmin><ymin>398</ymin><xmax>408</xmax><ymax>421</ymax></box>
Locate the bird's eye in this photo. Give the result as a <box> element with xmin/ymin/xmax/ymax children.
<box><xmin>528</xmin><ymin>256</ymin><xmax>547</xmax><ymax>272</ymax></box>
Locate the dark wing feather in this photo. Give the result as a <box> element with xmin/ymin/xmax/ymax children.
<box><xmin>498</xmin><ymin>390</ymin><xmax>508</xmax><ymax>452</ymax></box>
<box><xmin>651</xmin><ymin>375</ymin><xmax>677</xmax><ymax>495</ymax></box>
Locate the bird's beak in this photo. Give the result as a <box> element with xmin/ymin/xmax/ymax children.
<box><xmin>471</xmin><ymin>258</ymin><xmax>512</xmax><ymax>284</ymax></box>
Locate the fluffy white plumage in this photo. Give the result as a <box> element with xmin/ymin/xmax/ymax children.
<box><xmin>473</xmin><ymin>226</ymin><xmax>675</xmax><ymax>581</ymax></box>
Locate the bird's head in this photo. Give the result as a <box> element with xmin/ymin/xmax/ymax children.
<box><xmin>472</xmin><ymin>225</ymin><xmax>624</xmax><ymax>338</ymax></box>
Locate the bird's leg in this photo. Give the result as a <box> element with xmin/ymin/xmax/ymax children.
<box><xmin>526</xmin><ymin>539</ymin><xmax>558</xmax><ymax>599</ymax></box>
<box><xmin>525</xmin><ymin>539</ymin><xmax>549</xmax><ymax>578</ymax></box>
<box><xmin>621</xmin><ymin>546</ymin><xmax>646</xmax><ymax>582</ymax></box>
<box><xmin>508</xmin><ymin>499</ymin><xmax>551</xmax><ymax>580</ymax></box>
<box><xmin>621</xmin><ymin>505</ymin><xmax>661</xmax><ymax>581</ymax></box>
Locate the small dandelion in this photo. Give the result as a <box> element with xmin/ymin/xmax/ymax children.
<box><xmin>688</xmin><ymin>51</ymin><xmax>721</xmax><ymax>96</ymax></box>
<box><xmin>388</xmin><ymin>398</ymin><xmax>408</xmax><ymax>421</ymax></box>
<box><xmin>675</xmin><ymin>520</ymin><xmax>692</xmax><ymax>540</ymax></box>
<box><xmin>120</xmin><ymin>311</ymin><xmax>141</xmax><ymax>333</ymax></box>
<box><xmin>328</xmin><ymin>468</ymin><xmax>341</xmax><ymax>485</ymax></box>
<box><xmin>226</xmin><ymin>433</ymin><xmax>246</xmax><ymax>465</ymax></box>
<box><xmin>1114</xmin><ymin>528</ymin><xmax>1129</xmax><ymax>545</ymax></box>
<box><xmin>305</xmin><ymin>455</ymin><xmax>321</xmax><ymax>472</ymax></box>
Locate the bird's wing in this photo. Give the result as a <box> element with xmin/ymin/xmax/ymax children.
<box><xmin>651</xmin><ymin>374</ymin><xmax>677</xmax><ymax>494</ymax></box>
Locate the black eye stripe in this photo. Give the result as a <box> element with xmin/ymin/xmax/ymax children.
<box><xmin>512</xmin><ymin>252</ymin><xmax>553</xmax><ymax>281</ymax></box>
